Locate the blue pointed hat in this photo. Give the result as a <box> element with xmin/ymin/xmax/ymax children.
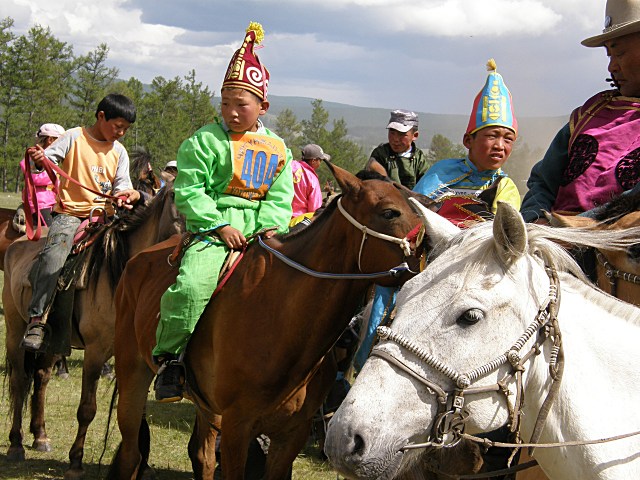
<box><xmin>466</xmin><ymin>59</ymin><xmax>517</xmax><ymax>135</ymax></box>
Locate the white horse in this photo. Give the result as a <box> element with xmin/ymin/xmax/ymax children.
<box><xmin>325</xmin><ymin>201</ymin><xmax>640</xmax><ymax>480</ymax></box>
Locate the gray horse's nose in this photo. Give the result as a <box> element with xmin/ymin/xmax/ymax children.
<box><xmin>324</xmin><ymin>421</ymin><xmax>369</xmax><ymax>474</ymax></box>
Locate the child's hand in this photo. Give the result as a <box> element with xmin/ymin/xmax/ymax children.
<box><xmin>27</xmin><ymin>145</ymin><xmax>45</xmax><ymax>167</ymax></box>
<box><xmin>115</xmin><ymin>189</ymin><xmax>141</xmax><ymax>210</ymax></box>
<box><xmin>216</xmin><ymin>225</ymin><xmax>247</xmax><ymax>250</ymax></box>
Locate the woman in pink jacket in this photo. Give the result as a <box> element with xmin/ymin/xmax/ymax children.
<box><xmin>289</xmin><ymin>143</ymin><xmax>328</xmax><ymax>226</ymax></box>
<box><xmin>20</xmin><ymin>123</ymin><xmax>65</xmax><ymax>226</ymax></box>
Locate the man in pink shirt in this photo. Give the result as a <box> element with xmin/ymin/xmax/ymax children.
<box><xmin>290</xmin><ymin>143</ymin><xmax>328</xmax><ymax>226</ymax></box>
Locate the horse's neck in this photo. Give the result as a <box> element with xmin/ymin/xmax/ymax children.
<box><xmin>279</xmin><ymin>212</ymin><xmax>360</xmax><ymax>271</ymax></box>
<box><xmin>127</xmin><ymin>212</ymin><xmax>162</xmax><ymax>257</ymax></box>
<box><xmin>521</xmin><ymin>276</ymin><xmax>640</xmax><ymax>477</ymax></box>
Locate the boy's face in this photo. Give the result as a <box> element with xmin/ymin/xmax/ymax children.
<box><xmin>463</xmin><ymin>126</ymin><xmax>516</xmax><ymax>171</ymax></box>
<box><xmin>221</xmin><ymin>89</ymin><xmax>268</xmax><ymax>133</ymax></box>
<box><xmin>95</xmin><ymin>112</ymin><xmax>131</xmax><ymax>142</ymax></box>
<box><xmin>387</xmin><ymin>128</ymin><xmax>418</xmax><ymax>154</ymax></box>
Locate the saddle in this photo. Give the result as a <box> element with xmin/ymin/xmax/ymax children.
<box><xmin>167</xmin><ymin>227</ymin><xmax>279</xmax><ymax>298</ymax></box>
<box><xmin>37</xmin><ymin>214</ymin><xmax>112</xmax><ymax>356</ymax></box>
<box><xmin>433</xmin><ymin>178</ymin><xmax>501</xmax><ymax>228</ymax></box>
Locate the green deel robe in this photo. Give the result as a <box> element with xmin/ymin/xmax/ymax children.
<box><xmin>154</xmin><ymin>121</ymin><xmax>293</xmax><ymax>356</ymax></box>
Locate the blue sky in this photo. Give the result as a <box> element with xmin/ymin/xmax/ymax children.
<box><xmin>1</xmin><ymin>0</ymin><xmax>614</xmax><ymax>118</ymax></box>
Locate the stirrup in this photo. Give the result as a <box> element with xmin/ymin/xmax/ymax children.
<box><xmin>20</xmin><ymin>322</ymin><xmax>50</xmax><ymax>353</ymax></box>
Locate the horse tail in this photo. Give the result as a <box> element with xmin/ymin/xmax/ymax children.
<box><xmin>6</xmin><ymin>352</ymin><xmax>36</xmax><ymax>421</ymax></box>
<box><xmin>99</xmin><ymin>380</ymin><xmax>118</xmax><ymax>470</ymax></box>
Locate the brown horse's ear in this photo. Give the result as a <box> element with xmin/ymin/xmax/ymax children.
<box><xmin>493</xmin><ymin>201</ymin><xmax>527</xmax><ymax>265</ymax></box>
<box><xmin>549</xmin><ymin>212</ymin><xmax>596</xmax><ymax>228</ymax></box>
<box><xmin>323</xmin><ymin>160</ymin><xmax>362</xmax><ymax>197</ymax></box>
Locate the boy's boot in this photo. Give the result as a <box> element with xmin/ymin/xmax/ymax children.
<box><xmin>20</xmin><ymin>319</ymin><xmax>48</xmax><ymax>352</ymax></box>
<box><xmin>154</xmin><ymin>354</ymin><xmax>184</xmax><ymax>403</ymax></box>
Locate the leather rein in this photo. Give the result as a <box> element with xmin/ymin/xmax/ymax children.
<box><xmin>596</xmin><ymin>249</ymin><xmax>640</xmax><ymax>297</ymax></box>
<box><xmin>371</xmin><ymin>264</ymin><xmax>640</xmax><ymax>478</ymax></box>
<box><xmin>22</xmin><ymin>150</ymin><xmax>126</xmax><ymax>241</ymax></box>
<box><xmin>258</xmin><ymin>197</ymin><xmax>422</xmax><ymax>280</ymax></box>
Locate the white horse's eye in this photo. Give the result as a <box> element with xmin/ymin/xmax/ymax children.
<box><xmin>457</xmin><ymin>308</ymin><xmax>484</xmax><ymax>326</ymax></box>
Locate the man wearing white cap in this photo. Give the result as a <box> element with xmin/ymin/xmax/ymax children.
<box><xmin>521</xmin><ymin>0</ymin><xmax>640</xmax><ymax>223</ymax></box>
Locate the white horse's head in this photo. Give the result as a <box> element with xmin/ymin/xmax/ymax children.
<box><xmin>325</xmin><ymin>202</ymin><xmax>640</xmax><ymax>480</ymax></box>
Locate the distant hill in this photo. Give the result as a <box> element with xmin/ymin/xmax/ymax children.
<box><xmin>214</xmin><ymin>95</ymin><xmax>569</xmax><ymax>193</ymax></box>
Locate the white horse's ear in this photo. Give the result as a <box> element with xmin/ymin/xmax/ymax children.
<box><xmin>493</xmin><ymin>201</ymin><xmax>527</xmax><ymax>264</ymax></box>
<box><xmin>409</xmin><ymin>198</ymin><xmax>459</xmax><ymax>247</ymax></box>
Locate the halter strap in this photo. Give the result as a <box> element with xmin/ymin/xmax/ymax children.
<box><xmin>337</xmin><ymin>198</ymin><xmax>414</xmax><ymax>269</ymax></box>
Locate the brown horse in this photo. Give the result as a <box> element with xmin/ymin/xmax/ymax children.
<box><xmin>130</xmin><ymin>146</ymin><xmax>161</xmax><ymax>199</ymax></box>
<box><xmin>107</xmin><ymin>163</ymin><xmax>429</xmax><ymax>479</ymax></box>
<box><xmin>2</xmin><ymin>182</ymin><xmax>182</xmax><ymax>480</ymax></box>
<box><xmin>0</xmin><ymin>207</ymin><xmax>23</xmax><ymax>270</ymax></box>
<box><xmin>551</xmin><ymin>197</ymin><xmax>640</xmax><ymax>307</ymax></box>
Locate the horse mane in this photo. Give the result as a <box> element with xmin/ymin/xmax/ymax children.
<box><xmin>130</xmin><ymin>146</ymin><xmax>161</xmax><ymax>193</ymax></box>
<box><xmin>431</xmin><ymin>220</ymin><xmax>640</xmax><ymax>310</ymax></box>
<box><xmin>280</xmin><ymin>193</ymin><xmax>340</xmax><ymax>242</ymax></box>
<box><xmin>593</xmin><ymin>189</ymin><xmax>640</xmax><ymax>223</ymax></box>
<box><xmin>84</xmin><ymin>185</ymin><xmax>175</xmax><ymax>293</ymax></box>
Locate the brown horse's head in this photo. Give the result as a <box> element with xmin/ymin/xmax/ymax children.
<box><xmin>322</xmin><ymin>161</ymin><xmax>430</xmax><ymax>284</ymax></box>
<box><xmin>130</xmin><ymin>147</ymin><xmax>161</xmax><ymax>197</ymax></box>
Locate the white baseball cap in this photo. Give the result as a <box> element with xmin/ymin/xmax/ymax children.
<box><xmin>36</xmin><ymin>123</ymin><xmax>65</xmax><ymax>138</ymax></box>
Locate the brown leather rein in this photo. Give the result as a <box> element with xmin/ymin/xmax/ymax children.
<box><xmin>596</xmin><ymin>249</ymin><xmax>640</xmax><ymax>297</ymax></box>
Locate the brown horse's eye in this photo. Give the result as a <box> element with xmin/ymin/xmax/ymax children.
<box><xmin>381</xmin><ymin>209</ymin><xmax>400</xmax><ymax>220</ymax></box>
<box><xmin>457</xmin><ymin>308</ymin><xmax>484</xmax><ymax>326</ymax></box>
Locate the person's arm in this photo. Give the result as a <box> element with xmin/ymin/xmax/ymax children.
<box><xmin>491</xmin><ymin>177</ymin><xmax>521</xmax><ymax>213</ymax></box>
<box><xmin>173</xmin><ymin>132</ymin><xmax>227</xmax><ymax>234</ymax></box>
<box><xmin>520</xmin><ymin>123</ymin><xmax>571</xmax><ymax>223</ymax></box>
<box><xmin>306</xmin><ymin>173</ymin><xmax>323</xmax><ymax>214</ymax></box>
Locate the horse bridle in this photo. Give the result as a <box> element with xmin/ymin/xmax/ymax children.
<box><xmin>596</xmin><ymin>249</ymin><xmax>640</xmax><ymax>297</ymax></box>
<box><xmin>257</xmin><ymin>197</ymin><xmax>422</xmax><ymax>280</ymax></box>
<box><xmin>336</xmin><ymin>198</ymin><xmax>421</xmax><ymax>271</ymax></box>
<box><xmin>370</xmin><ymin>265</ymin><xmax>563</xmax><ymax>450</ymax></box>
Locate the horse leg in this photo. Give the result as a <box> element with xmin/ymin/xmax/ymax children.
<box><xmin>6</xmin><ymin>340</ymin><xmax>28</xmax><ymax>461</ymax></box>
<box><xmin>65</xmin><ymin>347</ymin><xmax>109</xmax><ymax>480</ymax></box>
<box><xmin>219</xmin><ymin>414</ymin><xmax>254</xmax><ymax>480</ymax></box>
<box><xmin>188</xmin><ymin>412</ymin><xmax>219</xmax><ymax>479</ymax></box>
<box><xmin>263</xmin><ymin>419</ymin><xmax>311</xmax><ymax>480</ymax></box>
<box><xmin>29</xmin><ymin>353</ymin><xmax>56</xmax><ymax>453</ymax></box>
<box><xmin>108</xmin><ymin>357</ymin><xmax>155</xmax><ymax>480</ymax></box>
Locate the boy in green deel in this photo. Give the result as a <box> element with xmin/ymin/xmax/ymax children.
<box><xmin>153</xmin><ymin>21</ymin><xmax>294</xmax><ymax>402</ymax></box>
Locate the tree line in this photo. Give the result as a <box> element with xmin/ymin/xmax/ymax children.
<box><xmin>0</xmin><ymin>18</ymin><xmax>217</xmax><ymax>193</ymax></box>
<box><xmin>0</xmin><ymin>16</ymin><xmax>540</xmax><ymax>196</ymax></box>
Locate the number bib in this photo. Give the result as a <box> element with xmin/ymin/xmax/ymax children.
<box><xmin>225</xmin><ymin>132</ymin><xmax>287</xmax><ymax>201</ymax></box>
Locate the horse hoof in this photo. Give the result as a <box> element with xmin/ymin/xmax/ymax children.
<box><xmin>57</xmin><ymin>372</ymin><xmax>70</xmax><ymax>380</ymax></box>
<box><xmin>140</xmin><ymin>466</ymin><xmax>158</xmax><ymax>480</ymax></box>
<box><xmin>6</xmin><ymin>446</ymin><xmax>25</xmax><ymax>461</ymax></box>
<box><xmin>32</xmin><ymin>439</ymin><xmax>52</xmax><ymax>452</ymax></box>
<box><xmin>63</xmin><ymin>468</ymin><xmax>85</xmax><ymax>480</ymax></box>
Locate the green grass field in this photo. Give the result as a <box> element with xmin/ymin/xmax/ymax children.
<box><xmin>0</xmin><ymin>193</ymin><xmax>339</xmax><ymax>479</ymax></box>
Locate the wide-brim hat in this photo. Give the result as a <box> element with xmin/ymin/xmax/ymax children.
<box><xmin>582</xmin><ymin>0</ymin><xmax>640</xmax><ymax>47</ymax></box>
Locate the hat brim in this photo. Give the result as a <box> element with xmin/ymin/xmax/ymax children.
<box><xmin>386</xmin><ymin>122</ymin><xmax>414</xmax><ymax>133</ymax></box>
<box><xmin>582</xmin><ymin>20</ymin><xmax>640</xmax><ymax>47</ymax></box>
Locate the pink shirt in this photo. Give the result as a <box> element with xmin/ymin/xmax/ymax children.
<box><xmin>554</xmin><ymin>91</ymin><xmax>640</xmax><ymax>214</ymax></box>
<box><xmin>291</xmin><ymin>160</ymin><xmax>322</xmax><ymax>218</ymax></box>
<box><xmin>20</xmin><ymin>158</ymin><xmax>57</xmax><ymax>210</ymax></box>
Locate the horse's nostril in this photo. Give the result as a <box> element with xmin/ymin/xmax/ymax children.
<box><xmin>352</xmin><ymin>434</ymin><xmax>365</xmax><ymax>456</ymax></box>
